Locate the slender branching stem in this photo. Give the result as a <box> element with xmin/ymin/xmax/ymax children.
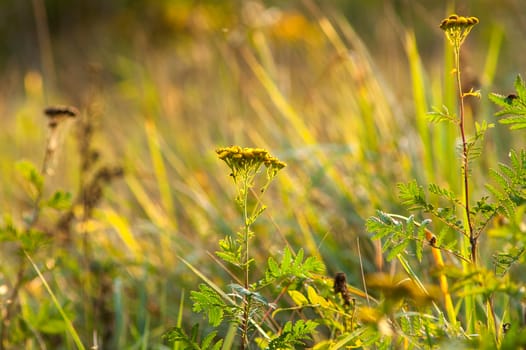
<box><xmin>241</xmin><ymin>175</ymin><xmax>251</xmax><ymax>350</ymax></box>
<box><xmin>453</xmin><ymin>46</ymin><xmax>477</xmax><ymax>265</ymax></box>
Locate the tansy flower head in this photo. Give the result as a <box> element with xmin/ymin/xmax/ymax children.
<box><xmin>439</xmin><ymin>14</ymin><xmax>479</xmax><ymax>48</ymax></box>
<box><xmin>216</xmin><ymin>146</ymin><xmax>286</xmax><ymax>181</ymax></box>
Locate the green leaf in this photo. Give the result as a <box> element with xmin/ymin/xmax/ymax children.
<box><xmin>16</xmin><ymin>160</ymin><xmax>43</xmax><ymax>199</ymax></box>
<box><xmin>216</xmin><ymin>235</ymin><xmax>242</xmax><ymax>267</ymax></box>
<box><xmin>428</xmin><ymin>183</ymin><xmax>460</xmax><ymax>204</ymax></box>
<box><xmin>366</xmin><ymin>217</ymin><xmax>391</xmax><ymax>240</ymax></box>
<box><xmin>386</xmin><ymin>240</ymin><xmax>410</xmax><ymax>261</ymax></box>
<box><xmin>258</xmin><ymin>247</ymin><xmax>325</xmax><ymax>288</ymax></box>
<box><xmin>201</xmin><ymin>330</ymin><xmax>223</xmax><ymax>350</ymax></box>
<box><xmin>162</xmin><ymin>326</ymin><xmax>200</xmax><ymax>349</ymax></box>
<box><xmin>493</xmin><ymin>247</ymin><xmax>526</xmax><ymax>276</ymax></box>
<box><xmin>45</xmin><ymin>191</ymin><xmax>73</xmax><ymax>210</ymax></box>
<box><xmin>488</xmin><ymin>92</ymin><xmax>510</xmax><ymax>108</ymax></box>
<box><xmin>428</xmin><ymin>105</ymin><xmax>457</xmax><ymax>124</ymax></box>
<box><xmin>293</xmin><ymin>248</ymin><xmax>305</xmax><ymax>270</ymax></box>
<box><xmin>281</xmin><ymin>246</ymin><xmax>292</xmax><ymax>272</ymax></box>
<box><xmin>515</xmin><ymin>74</ymin><xmax>526</xmax><ymax>100</ymax></box>
<box><xmin>398</xmin><ymin>181</ymin><xmax>429</xmax><ymax>211</ymax></box>
<box><xmin>190</xmin><ymin>284</ymin><xmax>227</xmax><ymax>327</ymax></box>
<box><xmin>0</xmin><ymin>215</ymin><xmax>18</xmax><ymax>243</ymax></box>
<box><xmin>415</xmin><ymin>219</ymin><xmax>430</xmax><ymax>262</ymax></box>
<box><xmin>38</xmin><ymin>319</ymin><xmax>68</xmax><ymax>334</ymax></box>
<box><xmin>267</xmin><ymin>320</ymin><xmax>317</xmax><ymax>350</ymax></box>
<box><xmin>19</xmin><ymin>229</ymin><xmax>48</xmax><ymax>252</ymax></box>
<box><xmin>289</xmin><ymin>290</ymin><xmax>309</xmax><ymax>306</ymax></box>
<box><xmin>490</xmin><ymin>75</ymin><xmax>526</xmax><ymax>129</ymax></box>
<box><xmin>228</xmin><ymin>283</ymin><xmax>269</xmax><ymax>306</ymax></box>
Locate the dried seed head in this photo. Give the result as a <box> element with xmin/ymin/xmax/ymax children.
<box><xmin>333</xmin><ymin>272</ymin><xmax>347</xmax><ymax>294</ymax></box>
<box><xmin>44</xmin><ymin>105</ymin><xmax>79</xmax><ymax>118</ymax></box>
<box><xmin>334</xmin><ymin>272</ymin><xmax>352</xmax><ymax>306</ymax></box>
<box><xmin>44</xmin><ymin>105</ymin><xmax>79</xmax><ymax>128</ymax></box>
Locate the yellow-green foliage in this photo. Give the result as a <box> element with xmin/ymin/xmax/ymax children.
<box><xmin>0</xmin><ymin>1</ymin><xmax>525</xmax><ymax>349</ymax></box>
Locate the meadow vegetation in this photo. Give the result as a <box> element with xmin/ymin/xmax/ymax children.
<box><xmin>0</xmin><ymin>1</ymin><xmax>525</xmax><ymax>349</ymax></box>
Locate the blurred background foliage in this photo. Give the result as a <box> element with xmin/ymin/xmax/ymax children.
<box><xmin>0</xmin><ymin>0</ymin><xmax>525</xmax><ymax>347</ymax></box>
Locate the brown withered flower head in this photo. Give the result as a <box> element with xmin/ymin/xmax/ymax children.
<box><xmin>44</xmin><ymin>105</ymin><xmax>79</xmax><ymax>128</ymax></box>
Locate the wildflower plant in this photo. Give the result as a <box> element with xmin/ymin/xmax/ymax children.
<box><xmin>165</xmin><ymin>146</ymin><xmax>323</xmax><ymax>349</ymax></box>
<box><xmin>215</xmin><ymin>146</ymin><xmax>287</xmax><ymax>348</ymax></box>
<box><xmin>366</xmin><ymin>14</ymin><xmax>526</xmax><ymax>348</ymax></box>
<box><xmin>215</xmin><ymin>146</ymin><xmax>285</xmax><ymax>270</ymax></box>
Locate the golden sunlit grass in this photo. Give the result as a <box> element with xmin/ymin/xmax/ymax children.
<box><xmin>0</xmin><ymin>1</ymin><xmax>525</xmax><ymax>349</ymax></box>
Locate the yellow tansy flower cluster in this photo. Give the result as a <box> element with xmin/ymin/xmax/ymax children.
<box><xmin>216</xmin><ymin>146</ymin><xmax>286</xmax><ymax>180</ymax></box>
<box><xmin>439</xmin><ymin>14</ymin><xmax>479</xmax><ymax>48</ymax></box>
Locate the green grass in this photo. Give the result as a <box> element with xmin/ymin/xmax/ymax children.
<box><xmin>0</xmin><ymin>1</ymin><xmax>525</xmax><ymax>349</ymax></box>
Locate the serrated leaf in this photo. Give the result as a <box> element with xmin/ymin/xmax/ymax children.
<box><xmin>428</xmin><ymin>105</ymin><xmax>457</xmax><ymax>124</ymax></box>
<box><xmin>201</xmin><ymin>330</ymin><xmax>223</xmax><ymax>350</ymax></box>
<box><xmin>162</xmin><ymin>327</ymin><xmax>199</xmax><ymax>348</ymax></box>
<box><xmin>293</xmin><ymin>248</ymin><xmax>304</xmax><ymax>270</ymax></box>
<box><xmin>216</xmin><ymin>235</ymin><xmax>242</xmax><ymax>267</ymax></box>
<box><xmin>386</xmin><ymin>240</ymin><xmax>409</xmax><ymax>261</ymax></box>
<box><xmin>490</xmin><ymin>75</ymin><xmax>526</xmax><ymax>129</ymax></box>
<box><xmin>267</xmin><ymin>320</ymin><xmax>317</xmax><ymax>350</ymax></box>
<box><xmin>488</xmin><ymin>93</ymin><xmax>509</xmax><ymax>108</ymax></box>
<box><xmin>366</xmin><ymin>217</ymin><xmax>391</xmax><ymax>240</ymax></box>
<box><xmin>281</xmin><ymin>246</ymin><xmax>292</xmax><ymax>272</ymax></box>
<box><xmin>190</xmin><ymin>284</ymin><xmax>226</xmax><ymax>327</ymax></box>
<box><xmin>398</xmin><ymin>181</ymin><xmax>428</xmax><ymax>211</ymax></box>
<box><xmin>268</xmin><ymin>256</ymin><xmax>279</xmax><ymax>275</ymax></box>
<box><xmin>515</xmin><ymin>75</ymin><xmax>526</xmax><ymax>100</ymax></box>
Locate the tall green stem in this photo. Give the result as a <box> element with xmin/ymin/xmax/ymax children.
<box><xmin>453</xmin><ymin>46</ymin><xmax>476</xmax><ymax>265</ymax></box>
<box><xmin>241</xmin><ymin>176</ymin><xmax>250</xmax><ymax>350</ymax></box>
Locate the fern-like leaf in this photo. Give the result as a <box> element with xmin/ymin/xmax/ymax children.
<box><xmin>257</xmin><ymin>247</ymin><xmax>325</xmax><ymax>289</ymax></box>
<box><xmin>267</xmin><ymin>320</ymin><xmax>318</xmax><ymax>350</ymax></box>
<box><xmin>428</xmin><ymin>105</ymin><xmax>457</xmax><ymax>124</ymax></box>
<box><xmin>493</xmin><ymin>247</ymin><xmax>526</xmax><ymax>277</ymax></box>
<box><xmin>489</xmin><ymin>75</ymin><xmax>526</xmax><ymax>129</ymax></box>
<box><xmin>190</xmin><ymin>284</ymin><xmax>229</xmax><ymax>327</ymax></box>
<box><xmin>216</xmin><ymin>235</ymin><xmax>243</xmax><ymax>267</ymax></box>
<box><xmin>398</xmin><ymin>181</ymin><xmax>431</xmax><ymax>211</ymax></box>
<box><xmin>162</xmin><ymin>325</ymin><xmax>223</xmax><ymax>350</ymax></box>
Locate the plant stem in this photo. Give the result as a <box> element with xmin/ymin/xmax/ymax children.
<box><xmin>241</xmin><ymin>176</ymin><xmax>251</xmax><ymax>350</ymax></box>
<box><xmin>453</xmin><ymin>42</ymin><xmax>477</xmax><ymax>336</ymax></box>
<box><xmin>454</xmin><ymin>46</ymin><xmax>476</xmax><ymax>265</ymax></box>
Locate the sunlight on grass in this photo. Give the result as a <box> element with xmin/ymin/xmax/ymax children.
<box><xmin>0</xmin><ymin>1</ymin><xmax>525</xmax><ymax>348</ymax></box>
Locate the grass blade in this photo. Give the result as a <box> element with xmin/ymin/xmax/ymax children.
<box><xmin>24</xmin><ymin>251</ymin><xmax>85</xmax><ymax>350</ymax></box>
